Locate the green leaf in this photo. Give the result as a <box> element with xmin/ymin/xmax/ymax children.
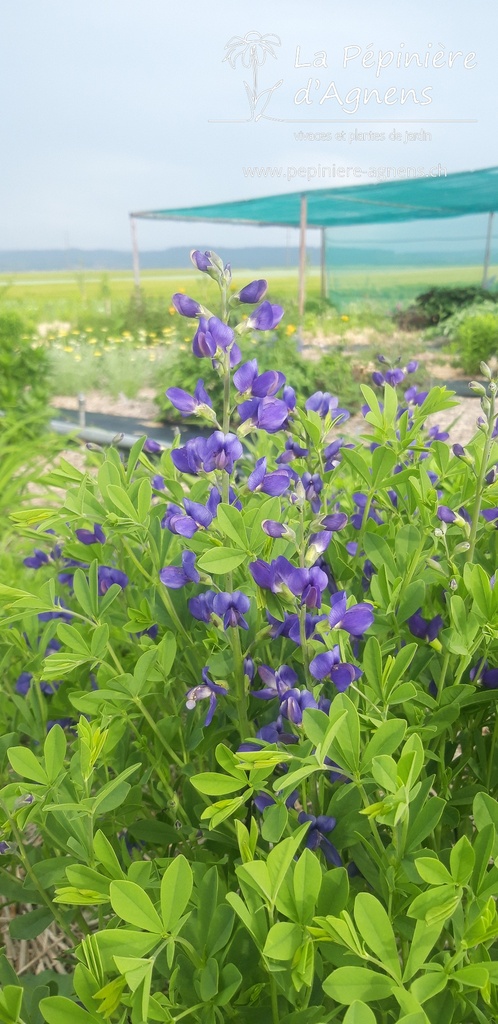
<box><xmin>40</xmin><ymin>996</ymin><xmax>102</xmax><ymax>1024</ymax></box>
<box><xmin>10</xmin><ymin>907</ymin><xmax>53</xmax><ymax>940</ymax></box>
<box><xmin>371</xmin><ymin>445</ymin><xmax>397</xmax><ymax>486</ymax></box>
<box><xmin>363</xmin><ymin>533</ymin><xmax>397</xmax><ymax>581</ymax></box>
<box><xmin>452</xmin><ymin>965</ymin><xmax>489</xmax><ymax>988</ymax></box>
<box><xmin>109</xmin><ymin>880</ymin><xmax>163</xmax><ymax>933</ymax></box>
<box><xmin>44</xmin><ymin>725</ymin><xmax>66</xmax><ymax>783</ymax></box>
<box><xmin>415</xmin><ymin>857</ymin><xmax>454</xmax><ymax>886</ymax></box>
<box><xmin>160</xmin><ymin>855</ymin><xmax>193</xmax><ymax>932</ymax></box>
<box><xmin>450</xmin><ymin>835</ymin><xmax>475</xmax><ymax>885</ymax></box>
<box><xmin>197</xmin><ymin>547</ymin><xmax>246</xmax><ymax>574</ymax></box>
<box><xmin>473</xmin><ymin>792</ymin><xmax>498</xmax><ymax>855</ymax></box>
<box><xmin>191</xmin><ymin>772</ymin><xmax>248</xmax><ymax>796</ymax></box>
<box><xmin>93</xmin><ymin>830</ymin><xmax>126</xmax><ymax>879</ymax></box>
<box><xmin>354</xmin><ymin>893</ymin><xmax>401</xmax><ymax>979</ymax></box>
<box><xmin>323</xmin><ymin>967</ymin><xmax>395</xmax><ymax>1004</ymax></box>
<box><xmin>263</xmin><ymin>922</ymin><xmax>303</xmax><ymax>961</ymax></box>
<box><xmin>361</xmin><ymin>719</ymin><xmax>406</xmax><ymax>769</ymax></box>
<box><xmin>261</xmin><ymin>802</ymin><xmax>288</xmax><ymax>844</ymax></box>
<box><xmin>397</xmin><ymin>580</ymin><xmax>425</xmax><ymax>624</ymax></box>
<box><xmin>216</xmin><ymin>504</ymin><xmax>248</xmax><ymax>548</ymax></box>
<box><xmin>403</xmin><ymin>919</ymin><xmax>443</xmax><ymax>982</ymax></box>
<box><xmin>343</xmin><ymin>1002</ymin><xmax>377</xmax><ymax>1024</ymax></box>
<box><xmin>293</xmin><ymin>848</ymin><xmax>322</xmax><ymax>925</ymax></box>
<box><xmin>7</xmin><ymin>746</ymin><xmax>48</xmax><ymax>785</ymax></box>
<box><xmin>0</xmin><ymin>985</ymin><xmax>23</xmax><ymax>1024</ymax></box>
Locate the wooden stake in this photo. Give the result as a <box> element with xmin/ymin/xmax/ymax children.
<box><xmin>482</xmin><ymin>211</ymin><xmax>495</xmax><ymax>288</ymax></box>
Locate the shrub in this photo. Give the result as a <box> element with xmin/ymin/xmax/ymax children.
<box><xmin>393</xmin><ymin>285</ymin><xmax>498</xmax><ymax>330</ymax></box>
<box><xmin>156</xmin><ymin>333</ymin><xmax>360</xmax><ymax>422</ymax></box>
<box><xmin>0</xmin><ymin>311</ymin><xmax>52</xmax><ymax>428</ymax></box>
<box><xmin>1</xmin><ymin>253</ymin><xmax>498</xmax><ymax>1023</ymax></box>
<box><xmin>452</xmin><ymin>310</ymin><xmax>498</xmax><ymax>374</ymax></box>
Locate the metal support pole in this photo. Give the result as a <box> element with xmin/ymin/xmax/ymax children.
<box><xmin>130</xmin><ymin>215</ymin><xmax>141</xmax><ymax>295</ymax></box>
<box><xmin>298</xmin><ymin>193</ymin><xmax>307</xmax><ymax>334</ymax></box>
<box><xmin>320</xmin><ymin>226</ymin><xmax>327</xmax><ymax>300</ymax></box>
<box><xmin>482</xmin><ymin>211</ymin><xmax>494</xmax><ymax>288</ymax></box>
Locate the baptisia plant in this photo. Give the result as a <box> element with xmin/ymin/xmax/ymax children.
<box><xmin>0</xmin><ymin>252</ymin><xmax>498</xmax><ymax>1024</ymax></box>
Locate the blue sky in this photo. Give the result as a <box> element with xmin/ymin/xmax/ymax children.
<box><xmin>0</xmin><ymin>0</ymin><xmax>496</xmax><ymax>251</ymax></box>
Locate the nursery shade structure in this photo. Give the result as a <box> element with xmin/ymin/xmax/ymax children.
<box><xmin>130</xmin><ymin>166</ymin><xmax>498</xmax><ymax>313</ymax></box>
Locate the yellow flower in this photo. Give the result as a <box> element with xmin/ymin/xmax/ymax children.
<box><xmin>341</xmin><ymin>315</ymin><xmax>349</xmax><ymax>322</ymax></box>
<box><xmin>89</xmin><ymin>337</ymin><xmax>97</xmax><ymax>344</ymax></box>
<box><xmin>63</xmin><ymin>346</ymin><xmax>74</xmax><ymax>352</ymax></box>
<box><xmin>74</xmin><ymin>354</ymin><xmax>81</xmax><ymax>362</ymax></box>
<box><xmin>94</xmin><ymin>351</ymin><xmax>102</xmax><ymax>357</ymax></box>
<box><xmin>285</xmin><ymin>324</ymin><xmax>296</xmax><ymax>336</ymax></box>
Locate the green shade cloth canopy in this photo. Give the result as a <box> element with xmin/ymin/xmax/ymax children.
<box><xmin>132</xmin><ymin>166</ymin><xmax>498</xmax><ymax>228</ymax></box>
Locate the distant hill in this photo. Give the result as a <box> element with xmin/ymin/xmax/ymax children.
<box><xmin>0</xmin><ymin>245</ymin><xmax>488</xmax><ymax>273</ymax></box>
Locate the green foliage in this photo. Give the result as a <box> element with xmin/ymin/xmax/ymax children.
<box><xmin>450</xmin><ymin>309</ymin><xmax>498</xmax><ymax>374</ymax></box>
<box><xmin>0</xmin><ymin>255</ymin><xmax>497</xmax><ymax>1023</ymax></box>
<box><xmin>394</xmin><ymin>285</ymin><xmax>498</xmax><ymax>330</ymax></box>
<box><xmin>0</xmin><ymin>311</ymin><xmax>51</xmax><ymax>428</ymax></box>
<box><xmin>155</xmin><ymin>334</ymin><xmax>360</xmax><ymax>422</ymax></box>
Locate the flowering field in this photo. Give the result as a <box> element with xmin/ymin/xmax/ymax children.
<box><xmin>0</xmin><ymin>250</ymin><xmax>497</xmax><ymax>1023</ymax></box>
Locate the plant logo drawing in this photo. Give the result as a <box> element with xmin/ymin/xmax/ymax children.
<box><xmin>222</xmin><ymin>31</ymin><xmax>283</xmax><ymax>122</ymax></box>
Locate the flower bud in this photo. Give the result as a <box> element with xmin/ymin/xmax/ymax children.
<box><xmin>469</xmin><ymin>381</ymin><xmax>486</xmax><ymax>396</ymax></box>
<box><xmin>454</xmin><ymin>542</ymin><xmax>470</xmax><ymax>554</ymax></box>
<box><xmin>480</xmin><ymin>361</ymin><xmax>492</xmax><ymax>379</ymax></box>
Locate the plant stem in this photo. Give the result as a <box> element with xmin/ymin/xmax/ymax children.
<box><xmin>134</xmin><ymin>696</ymin><xmax>184</xmax><ymax>768</ymax></box>
<box><xmin>0</xmin><ymin>797</ymin><xmax>73</xmax><ymax>941</ymax></box>
<box><xmin>230</xmin><ymin>626</ymin><xmax>251</xmax><ymax>742</ymax></box>
<box><xmin>466</xmin><ymin>388</ymin><xmax>495</xmax><ymax>563</ymax></box>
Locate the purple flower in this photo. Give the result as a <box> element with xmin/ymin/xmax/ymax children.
<box><xmin>190</xmin><ymin>249</ymin><xmax>216</xmax><ymax>273</ymax></box>
<box><xmin>161</xmin><ymin>499</ymin><xmax>213</xmax><ymax>537</ymax></box>
<box><xmin>143</xmin><ymin>438</ymin><xmax>163</xmax><ymax>454</ymax></box>
<box><xmin>309</xmin><ymin>647</ymin><xmax>362</xmax><ymax>691</ymax></box>
<box><xmin>238</xmin><ymin>396</ymin><xmax>291</xmax><ymax>434</ymax></box>
<box><xmin>98</xmin><ymin>566</ymin><xmax>129</xmax><ymax>595</ymax></box>
<box><xmin>299</xmin><ymin>813</ymin><xmax>341</xmax><ymax>865</ymax></box>
<box><xmin>206</xmin><ymin>485</ymin><xmax>242</xmax><ymax>515</ymax></box>
<box><xmin>302</xmin><ymin>472</ymin><xmax>323</xmax><ymax>514</ymax></box>
<box><xmin>186</xmin><ymin>668</ymin><xmax>227</xmax><ymax>727</ymax></box>
<box><xmin>280</xmin><ymin>688</ymin><xmax>318</xmax><ymax>725</ymax></box>
<box><xmin>171</xmin><ymin>437</ymin><xmax>208</xmax><ymax>476</ymax></box>
<box><xmin>234</xmin><ymin>361</ymin><xmax>285</xmax><ymax>398</ymax></box>
<box><xmin>171</xmin><ymin>293</ymin><xmax>202</xmax><ymax>318</ymax></box>
<box><xmin>254</xmin><ymin>789</ymin><xmax>298</xmax><ymax>812</ymax></box>
<box><xmin>23</xmin><ymin>549</ymin><xmax>50</xmax><ymax>569</ymax></box>
<box><xmin>351</xmin><ymin>492</ymin><xmax>383</xmax><ymax>530</ymax></box>
<box><xmin>286</xmin><ymin>565</ymin><xmax>329</xmax><ymax>610</ymax></box>
<box><xmin>189</xmin><ymin>591</ymin><xmax>216</xmax><ymax>623</ymax></box>
<box><xmin>159</xmin><ymin>551</ymin><xmax>200</xmax><ymax>590</ymax></box>
<box><xmin>253</xmin><ymin>664</ymin><xmax>298</xmax><ymax>700</ymax></box>
<box><xmin>244</xmin><ymin>657</ymin><xmax>255</xmax><ymax>681</ymax></box>
<box><xmin>481</xmin><ymin>508</ymin><xmax>498</xmax><ymax>524</ymax></box>
<box><xmin>166</xmin><ymin>379</ymin><xmax>213</xmax><ymax>417</ymax></box>
<box><xmin>76</xmin><ymin>524</ymin><xmax>106</xmax><ymax>545</ymax></box>
<box><xmin>0</xmin><ymin>842</ymin><xmax>12</xmax><ymax>855</ymax></box>
<box><xmin>407</xmin><ymin>609</ymin><xmax>444</xmax><ymax>642</ymax></box>
<box><xmin>212</xmin><ymin>591</ymin><xmax>250</xmax><ymax>630</ymax></box>
<box><xmin>191</xmin><ymin>316</ymin><xmax>235</xmax><ymax>360</ymax></box>
<box><xmin>305</xmin><ymin>392</ymin><xmax>349</xmax><ymax>423</ymax></box>
<box><xmin>329</xmin><ymin>592</ymin><xmax>374</xmax><ymax>635</ymax></box>
<box><xmin>237</xmin><ymin>280</ymin><xmax>268</xmax><ymax>304</ymax></box>
<box><xmin>203</xmin><ymin>432</ymin><xmax>243</xmax><ymax>474</ymax></box>
<box><xmin>262</xmin><ymin>520</ymin><xmax>288</xmax><ymax>538</ymax></box>
<box><xmin>277</xmin><ymin>439</ymin><xmax>309</xmax><ymax>464</ymax></box>
<box><xmin>267</xmin><ymin>611</ymin><xmax>326</xmax><ymax>646</ymax></box>
<box><xmin>320</xmin><ymin>512</ymin><xmax>348</xmax><ymax>532</ymax></box>
<box><xmin>152</xmin><ymin>474</ymin><xmax>165</xmax><ymax>490</ymax></box>
<box><xmin>247</xmin><ymin>457</ymin><xmax>290</xmax><ymax>496</ymax></box>
<box><xmin>247</xmin><ymin>301</ymin><xmax>284</xmax><ymax>331</ymax></box>
<box><xmin>469</xmin><ymin>661</ymin><xmax>498</xmax><ymax>689</ymax></box>
<box><xmin>249</xmin><ymin>555</ymin><xmax>295</xmax><ymax>594</ymax></box>
<box><xmin>437</xmin><ymin>505</ymin><xmax>457</xmax><ymax>524</ymax></box>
